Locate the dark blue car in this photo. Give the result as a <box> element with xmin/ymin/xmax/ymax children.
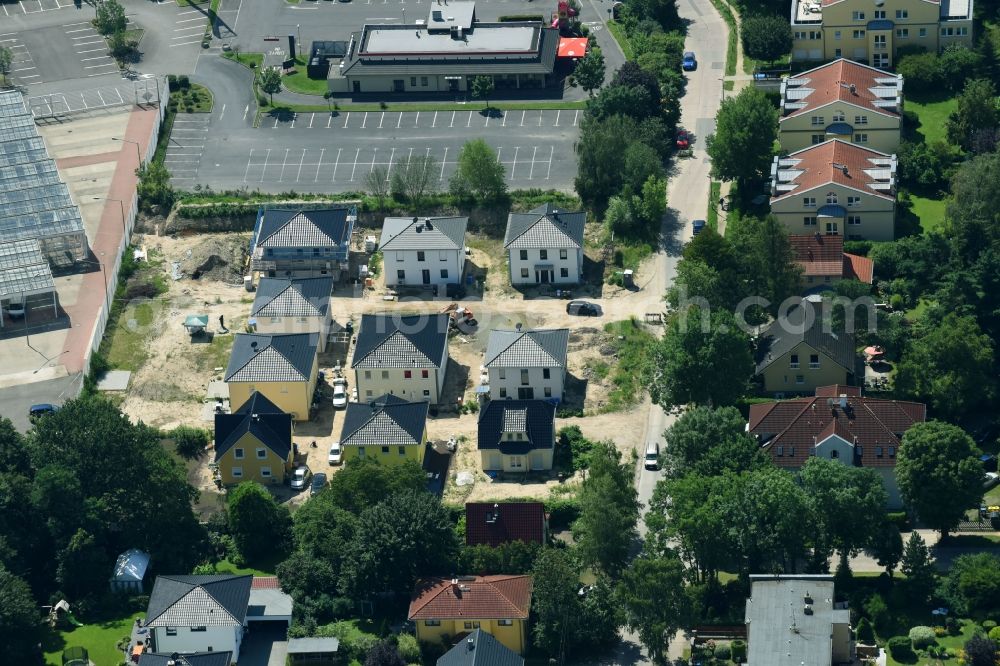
<box><xmin>682</xmin><ymin>51</ymin><xmax>697</xmax><ymax>71</ymax></box>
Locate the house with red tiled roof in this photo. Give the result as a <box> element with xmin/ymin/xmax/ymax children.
<box><xmin>788</xmin><ymin>234</ymin><xmax>874</xmax><ymax>291</ymax></box>
<box><xmin>770</xmin><ymin>139</ymin><xmax>897</xmax><ymax>241</ymax></box>
<box><xmin>465</xmin><ymin>502</ymin><xmax>548</xmax><ymax>547</ymax></box>
<box><xmin>748</xmin><ymin>385</ymin><xmax>927</xmax><ymax>508</ymax></box>
<box><xmin>779</xmin><ymin>59</ymin><xmax>902</xmax><ymax>154</ymax></box>
<box><xmin>408</xmin><ymin>575</ymin><xmax>533</xmax><ymax>654</ymax></box>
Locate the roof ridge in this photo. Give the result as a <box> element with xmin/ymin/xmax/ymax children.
<box><xmin>504</xmin><ymin>213</ymin><xmax>544</xmax><ymax>247</ymax></box>
<box><xmin>488</xmin><ymin>575</ymin><xmax>531</xmax><ymax>615</ymax></box>
<box><xmin>487</xmin><ymin>330</ymin><xmax>527</xmax><ymax>366</ymax></box>
<box><xmin>768</xmin><ymin>398</ymin><xmax>819</xmax><ymax>446</ymax></box>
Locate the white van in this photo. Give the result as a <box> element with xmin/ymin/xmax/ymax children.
<box><xmin>644</xmin><ymin>442</ymin><xmax>660</xmax><ymax>470</ymax></box>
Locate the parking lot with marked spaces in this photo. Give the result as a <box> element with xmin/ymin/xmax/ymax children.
<box><xmin>165</xmin><ymin>114</ymin><xmax>210</xmax><ymax>185</ymax></box>
<box><xmin>170</xmin><ymin>6</ymin><xmax>210</xmax><ymax>48</ymax></box>
<box><xmin>263</xmin><ymin>108</ymin><xmax>583</xmax><ymax>132</ymax></box>
<box><xmin>65</xmin><ymin>21</ymin><xmax>121</xmax><ymax>79</ymax></box>
<box><xmin>1</xmin><ymin>0</ymin><xmax>78</xmax><ymax>15</ymax></box>
<box><xmin>0</xmin><ymin>32</ymin><xmax>40</xmax><ymax>85</ymax></box>
<box><xmin>28</xmin><ymin>80</ymin><xmax>162</xmax><ymax>117</ymax></box>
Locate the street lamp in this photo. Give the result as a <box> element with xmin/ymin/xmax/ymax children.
<box><xmin>111</xmin><ymin>137</ymin><xmax>142</xmax><ymax>165</ymax></box>
<box><xmin>92</xmin><ymin>196</ymin><xmax>129</xmax><ymax>242</ymax></box>
<box><xmin>76</xmin><ymin>255</ymin><xmax>111</xmax><ymax>319</ymax></box>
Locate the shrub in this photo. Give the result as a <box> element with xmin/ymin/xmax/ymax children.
<box><xmin>983</xmin><ymin>620</ymin><xmax>997</xmax><ymax>631</ymax></box>
<box><xmin>988</xmin><ymin>626</ymin><xmax>1000</xmax><ymax>642</ymax></box>
<box><xmin>909</xmin><ymin>626</ymin><xmax>936</xmax><ymax>649</ymax></box>
<box><xmin>934</xmin><ymin>626</ymin><xmax>947</xmax><ymax>637</ymax></box>
<box><xmin>887</xmin><ymin>636</ymin><xmax>915</xmax><ymax>662</ymax></box>
<box><xmin>178</xmin><ymin>75</ymin><xmax>190</xmax><ymax>90</ymax></box>
<box><xmin>856</xmin><ymin>617</ymin><xmax>875</xmax><ymax>644</ymax></box>
<box><xmin>730</xmin><ymin>640</ymin><xmax>747</xmax><ymax>662</ymax></box>
<box><xmin>395</xmin><ymin>633</ymin><xmax>420</xmax><ymax>663</ymax></box>
<box><xmin>946</xmin><ymin>616</ymin><xmax>960</xmax><ymax>635</ymax></box>
<box><xmin>713</xmin><ymin>643</ymin><xmax>731</xmax><ymax>660</ymax></box>
<box><xmin>169</xmin><ymin>425</ymin><xmax>210</xmax><ymax>460</ymax></box>
<box><xmin>167</xmin><ymin>74</ymin><xmax>179</xmax><ymax>92</ymax></box>
<box><xmin>886</xmin><ymin>512</ymin><xmax>909</xmax><ymax>530</ymax></box>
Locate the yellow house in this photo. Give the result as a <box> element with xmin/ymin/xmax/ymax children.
<box><xmin>755</xmin><ymin>302</ymin><xmax>862</xmax><ymax>394</ymax></box>
<box><xmin>779</xmin><ymin>59</ymin><xmax>902</xmax><ymax>154</ymax></box>
<box><xmin>770</xmin><ymin>139</ymin><xmax>897</xmax><ymax>241</ymax></box>
<box><xmin>408</xmin><ymin>575</ymin><xmax>533</xmax><ymax>655</ymax></box>
<box><xmin>214</xmin><ymin>391</ymin><xmax>294</xmax><ymax>485</ymax></box>
<box><xmin>339</xmin><ymin>394</ymin><xmax>428</xmax><ymax>466</ymax></box>
<box><xmin>478</xmin><ymin>400</ymin><xmax>556</xmax><ymax>473</ymax></box>
<box><xmin>790</xmin><ymin>0</ymin><xmax>973</xmax><ymax>68</ymax></box>
<box><xmin>225</xmin><ymin>332</ymin><xmax>319</xmax><ymax>420</ymax></box>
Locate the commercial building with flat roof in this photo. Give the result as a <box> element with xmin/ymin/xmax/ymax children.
<box><xmin>329</xmin><ymin>1</ymin><xmax>559</xmax><ymax>94</ymax></box>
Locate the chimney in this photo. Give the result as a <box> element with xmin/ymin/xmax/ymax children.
<box><xmin>849</xmin><ymin>83</ymin><xmax>857</xmax><ymax>95</ymax></box>
<box><xmin>425</xmin><ymin>219</ymin><xmax>433</xmax><ymax>230</ymax></box>
<box><xmin>467</xmin><ymin>636</ymin><xmax>475</xmax><ymax>651</ymax></box>
<box><xmin>839</xmin><ymin>396</ymin><xmax>848</xmax><ymax>410</ymax></box>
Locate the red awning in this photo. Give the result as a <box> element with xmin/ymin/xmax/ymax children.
<box><xmin>558</xmin><ymin>37</ymin><xmax>589</xmax><ymax>59</ymax></box>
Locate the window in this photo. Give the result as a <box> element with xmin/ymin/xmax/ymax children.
<box><xmin>397</xmin><ymin>269</ymin><xmax>405</xmax><ymax>281</ymax></box>
<box><xmin>848</xmin><ymin>215</ymin><xmax>862</xmax><ymax>225</ymax></box>
<box><xmin>777</xmin><ymin>446</ymin><xmax>784</xmax><ymax>456</ymax></box>
<box><xmin>544</xmin><ymin>387</ymin><xmax>552</xmax><ymax>398</ymax></box>
<box><xmin>410</xmin><ymin>77</ymin><xmax>417</xmax><ymax>87</ymax></box>
<box><xmin>834</xmin><ymin>30</ymin><xmax>841</xmax><ymax>40</ymax></box>
<box><xmin>539</xmin><ymin>249</ymin><xmax>548</xmax><ymax>260</ymax></box>
<box><xmin>896</xmin><ymin>9</ymin><xmax>908</xmax><ymax>18</ymax></box>
<box><xmin>499</xmin><ymin>369</ymin><xmax>506</xmax><ymax>380</ymax></box>
<box><xmin>853</xmin><ymin>29</ymin><xmax>865</xmax><ymax>39</ymax></box>
<box><xmin>425</xmin><ymin>620</ymin><xmax>441</xmax><ymax>627</ymax></box>
<box><xmin>873</xmin><ymin>10</ymin><xmax>885</xmax><ymax>18</ymax></box>
<box><xmin>381</xmin><ymin>370</ymin><xmax>389</xmax><ymax>379</ymax></box>
<box><xmin>421</xmin><ymin>76</ymin><xmax>429</xmax><ymax>86</ymax></box>
<box><xmin>520</xmin><ymin>268</ymin><xmax>529</xmax><ymax>278</ymax></box>
<box><xmin>365</xmin><ymin>390</ymin><xmax>373</xmax><ymax>398</ymax></box>
<box><xmin>500</xmin><ymin>387</ymin><xmax>507</xmax><ymax>398</ymax></box>
<box><xmin>423</xmin><ymin>389</ymin><xmax>430</xmax><ymax>397</ymax></box>
<box><xmin>261</xmin><ymin>467</ymin><xmax>271</xmax><ymax>477</ymax></box>
<box><xmin>417</xmin><ymin>251</ymin><xmax>425</xmax><ymax>262</ymax></box>
<box><xmin>234</xmin><ymin>448</ymin><xmax>244</xmax><ymax>459</ymax></box>
<box><xmin>232</xmin><ymin>467</ymin><xmax>242</xmax><ymax>478</ymax></box>
<box><xmin>803</xmin><ymin>216</ymin><xmax>818</xmax><ymax>226</ymax></box>
<box><xmin>440</xmin><ymin>269</ymin><xmax>449</xmax><ymax>279</ymax></box>
<box><xmin>847</xmin><ymin>196</ymin><xmax>860</xmax><ymax>207</ymax></box>
<box><xmin>357</xmin><ymin>447</ymin><xmax>366</xmax><ymax>458</ymax></box>
<box><xmin>499</xmin><ymin>620</ymin><xmax>514</xmax><ymax>626</ymax></box>
<box><xmin>803</xmin><ymin>197</ymin><xmax>817</xmax><ymax>207</ymax></box>
<box><xmin>854</xmin><ymin>133</ymin><xmax>868</xmax><ymax>143</ymax></box>
<box><xmin>831</xmin><ymin>449</ymin><xmax>840</xmax><ymax>459</ymax></box>
<box><xmin>835</xmin><ymin>48</ymin><xmax>842</xmax><ymax>57</ymax></box>
<box><xmin>520</xmin><ymin>369</ymin><xmax>529</xmax><ymax>385</ymax></box>
<box><xmin>191</xmin><ymin>626</ymin><xmax>207</xmax><ymax>632</ymax></box>
<box><xmin>809</xmin><ymin>354</ymin><xmax>820</xmax><ymax>369</ymax></box>
<box><xmin>519</xmin><ymin>249</ymin><xmax>528</xmax><ymax>260</ymax></box>
<box><xmin>896</xmin><ymin>28</ymin><xmax>909</xmax><ymax>38</ymax></box>
<box><xmin>422</xmin><ymin>370</ymin><xmax>429</xmax><ymax>379</ymax></box>
<box><xmin>852</xmin><ymin>10</ymin><xmax>865</xmax><ymax>20</ymax></box>
<box><xmin>560</xmin><ymin>267</ymin><xmax>568</xmax><ymax>278</ymax></box>
<box><xmin>812</xmin><ymin>134</ymin><xmax>825</xmax><ymax>144</ymax></box>
<box><xmin>832</xmin><ymin>111</ymin><xmax>845</xmax><ymax>122</ymax></box>
<box><xmin>876</xmin><ymin>446</ymin><xmax>883</xmax><ymax>458</ymax></box>
<box><xmin>398</xmin><ymin>446</ymin><xmax>406</xmax><ymax>456</ymax></box>
<box><xmin>269</xmin><ymin>316</ymin><xmax>281</xmax><ymax>324</ymax></box>
<box><xmin>559</xmin><ymin>248</ymin><xmax>568</xmax><ymax>259</ymax></box>
<box><xmin>826</xmin><ymin>191</ymin><xmax>838</xmax><ymax>204</ymax></box>
<box><xmin>166</xmin><ymin>627</ymin><xmax>178</xmax><ymax>636</ymax></box>
<box><xmin>790</xmin><ymin>354</ymin><xmax>800</xmax><ymax>368</ymax></box>
<box><xmin>404</xmin><ymin>370</ymin><xmax>412</xmax><ymax>379</ymax></box>
<box><xmin>826</xmin><ymin>222</ymin><xmax>839</xmax><ymax>234</ymax></box>
<box><xmin>810</xmin><ymin>116</ymin><xmax>824</xmax><ymax>126</ymax></box>
<box><xmin>543</xmin><ymin>368</ymin><xmax>551</xmax><ymax>379</ymax></box>
<box><xmin>255</xmin><ymin>448</ymin><xmax>265</xmax><ymax>459</ymax></box>
<box><xmin>888</xmin><ymin>446</ymin><xmax>895</xmax><ymax>457</ymax></box>
<box><xmin>364</xmin><ymin>370</ymin><xmax>372</xmax><ymax>379</ymax></box>
<box><xmin>919</xmin><ymin>27</ymin><xmax>927</xmax><ymax>37</ymax></box>
<box><xmin>796</xmin><ymin>375</ymin><xmax>805</xmax><ymax>384</ymax></box>
<box><xmin>875</xmin><ymin>33</ymin><xmax>887</xmax><ymax>45</ymax></box>
<box><xmin>789</xmin><ymin>447</ymin><xmax>795</xmax><ymax>457</ymax></box>
<box><xmin>464</xmin><ymin>621</ymin><xmax>481</xmax><ymax>630</ymax></box>
<box><xmin>382</xmin><ymin>446</ymin><xmax>390</xmax><ymax>454</ymax></box>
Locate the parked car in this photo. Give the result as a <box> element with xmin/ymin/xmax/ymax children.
<box><xmin>290</xmin><ymin>465</ymin><xmax>311</xmax><ymax>490</ymax></box>
<box><xmin>4</xmin><ymin>300</ymin><xmax>25</xmax><ymax>318</ymax></box>
<box><xmin>676</xmin><ymin>129</ymin><xmax>691</xmax><ymax>150</ymax></box>
<box><xmin>682</xmin><ymin>51</ymin><xmax>697</xmax><ymax>71</ymax></box>
<box><xmin>332</xmin><ymin>378</ymin><xmax>348</xmax><ymax>409</ymax></box>
<box><xmin>29</xmin><ymin>403</ymin><xmax>59</xmax><ymax>422</ymax></box>
<box><xmin>692</xmin><ymin>219</ymin><xmax>706</xmax><ymax>235</ymax></box>
<box><xmin>310</xmin><ymin>473</ymin><xmax>328</xmax><ymax>496</ymax></box>
<box><xmin>566</xmin><ymin>300</ymin><xmax>600</xmax><ymax>316</ymax></box>
<box><xmin>644</xmin><ymin>442</ymin><xmax>661</xmax><ymax>470</ymax></box>
<box><xmin>328</xmin><ymin>442</ymin><xmax>342</xmax><ymax>465</ymax></box>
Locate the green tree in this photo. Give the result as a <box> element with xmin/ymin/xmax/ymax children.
<box><xmin>586</xmin><ymin>84</ymin><xmax>655</xmax><ymax>122</ymax></box>
<box><xmin>573</xmin><ymin>441</ymin><xmax>640</xmax><ymax>576</ymax></box>
<box><xmin>617</xmin><ymin>555</ymin><xmax>688</xmax><ymax>664</ymax></box>
<box><xmin>727</xmin><ymin>214</ymin><xmax>803</xmax><ymax>311</ymax></box>
<box><xmin>946</xmin><ymin>78</ymin><xmax>1000</xmax><ymax>152</ymax></box>
<box><xmin>340</xmin><ymin>491</ymin><xmax>458</xmax><ymax>597</ymax></box>
<box><xmin>740</xmin><ymin>15</ymin><xmax>793</xmax><ymax>64</ymax></box>
<box><xmin>668</xmin><ymin>228</ymin><xmax>744</xmax><ymax>310</ymax></box>
<box><xmin>604</xmin><ymin>191</ymin><xmax>645</xmax><ymax>240</ymax></box>
<box><xmin>136</xmin><ymin>161</ymin><xmax>175</xmax><ymax>213</ymax></box>
<box><xmin>457</xmin><ymin>541</ymin><xmax>541</xmax><ymax>575</ymax></box>
<box><xmin>0</xmin><ymin>418</ymin><xmax>29</xmax><ymax>476</ymax></box>
<box><xmin>647</xmin><ymin>474</ymin><xmax>729</xmax><ymax>580</ymax></box>
<box><xmin>939</xmin><ymin>553</ymin><xmax>1000</xmax><ymax>616</ymax></box>
<box><xmin>648</xmin><ymin>307</ymin><xmax>753</xmax><ymax>408</ymax></box>
<box><xmin>895</xmin><ymin>313</ymin><xmax>995</xmax><ymax>421</ymax></box>
<box><xmin>574</xmin><ymin>48</ymin><xmax>606</xmax><ymax>97</ymax></box>
<box><xmin>0</xmin><ymin>567</ymin><xmax>41</xmax><ymax>663</ymax></box>
<box><xmin>640</xmin><ymin>175</ymin><xmax>667</xmax><ymax>230</ymax></box>
<box><xmin>292</xmin><ymin>498</ymin><xmax>358</xmax><ymax>565</ymax></box>
<box><xmin>259</xmin><ymin>67</ymin><xmax>283</xmax><ymax>105</ymax></box>
<box><xmin>530</xmin><ymin>548</ymin><xmax>581</xmax><ymax>664</ymax></box>
<box><xmin>227</xmin><ymin>482</ymin><xmax>292</xmax><ymax>564</ymax></box>
<box><xmin>449</xmin><ymin>139</ymin><xmax>507</xmax><ymax>202</ymax></box>
<box><xmin>169</xmin><ymin>425</ymin><xmax>210</xmax><ymax>461</ymax></box>
<box><xmin>365</xmin><ymin>640</ymin><xmax>406</xmax><ymax>666</ymax></box>
<box><xmin>896</xmin><ymin>52</ymin><xmax>945</xmax><ymax>95</ymax></box>
<box><xmin>706</xmin><ymin>87</ymin><xmax>778</xmax><ymax>187</ymax></box>
<box><xmin>866</xmin><ymin>521</ymin><xmax>904</xmax><ymax>580</ymax></box>
<box><xmin>390</xmin><ymin>154</ymin><xmax>438</xmax><ymax>204</ymax></box>
<box><xmin>93</xmin><ymin>0</ymin><xmax>127</xmax><ymax>35</ymax></box>
<box><xmin>0</xmin><ymin>47</ymin><xmax>13</xmax><ymax>87</ymax></box>
<box><xmin>900</xmin><ymin>530</ymin><xmax>936</xmax><ymax>601</ymax></box>
<box><xmin>622</xmin><ymin>142</ymin><xmax>664</xmax><ymax>196</ymax></box>
<box><xmin>897</xmin><ymin>421</ymin><xmax>983</xmax><ymax>539</ymax></box>
<box><xmin>56</xmin><ymin>529</ymin><xmax>108</xmax><ymax>601</ymax></box>
<box><xmin>324</xmin><ymin>458</ymin><xmax>426</xmax><ymax>515</ymax></box>
<box><xmin>107</xmin><ymin>30</ymin><xmax>137</xmax><ymax>65</ymax></box>
<box><xmin>276</xmin><ymin>550</ymin><xmax>339</xmax><ymax>601</ymax></box>
<box><xmin>470</xmin><ymin>75</ymin><xmax>494</xmax><ymax>109</ymax></box>
<box><xmin>365</xmin><ymin>165</ymin><xmax>390</xmax><ymax>210</ymax></box>
<box><xmin>661</xmin><ymin>406</ymin><xmax>761</xmax><ymax>476</ymax></box>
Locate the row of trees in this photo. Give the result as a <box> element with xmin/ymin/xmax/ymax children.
<box><xmin>93</xmin><ymin>0</ymin><xmax>138</xmax><ymax>65</ymax></box>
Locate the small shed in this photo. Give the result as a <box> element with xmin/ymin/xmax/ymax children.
<box><xmin>287</xmin><ymin>637</ymin><xmax>340</xmax><ymax>665</ymax></box>
<box><xmin>110</xmin><ymin>549</ymin><xmax>150</xmax><ymax>593</ymax></box>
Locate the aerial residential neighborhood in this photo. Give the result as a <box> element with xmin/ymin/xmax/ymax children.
<box><xmin>1</xmin><ymin>0</ymin><xmax>999</xmax><ymax>663</ymax></box>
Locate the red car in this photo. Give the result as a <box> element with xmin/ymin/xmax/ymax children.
<box><xmin>676</xmin><ymin>130</ymin><xmax>691</xmax><ymax>149</ymax></box>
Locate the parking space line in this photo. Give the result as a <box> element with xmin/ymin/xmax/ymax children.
<box><xmin>396</xmin><ymin>112</ymin><xmax>402</xmax><ymax>129</ymax></box>
<box><xmin>97</xmin><ymin>90</ymin><xmax>107</xmax><ymax>104</ymax></box>
<box><xmin>175</xmin><ymin>16</ymin><xmax>204</xmax><ymax>22</ymax></box>
<box><xmin>466</xmin><ymin>111</ymin><xmax>472</xmax><ymax>127</ymax></box>
<box><xmin>77</xmin><ymin>47</ymin><xmax>108</xmax><ymax>53</ymax></box>
<box><xmin>273</xmin><ymin>116</ymin><xmax>278</xmax><ymax>128</ymax></box>
<box><xmin>290</xmin><ymin>114</ymin><xmax>296</xmax><ymax>128</ymax></box>
<box><xmin>65</xmin><ymin>27</ymin><xmax>93</xmax><ymax>33</ymax></box>
<box><xmin>314</xmin><ymin>148</ymin><xmax>324</xmax><ymax>182</ymax></box>
<box><xmin>432</xmin><ymin>111</ymin><xmax>437</xmax><ymax>128</ymax></box>
<box><xmin>295</xmin><ymin>149</ymin><xmax>306</xmax><ymax>182</ymax></box>
<box><xmin>450</xmin><ymin>111</ymin><xmax>455</xmax><ymax>128</ymax></box>
<box><xmin>573</xmin><ymin>110</ymin><xmax>579</xmax><ymax>126</ymax></box>
<box><xmin>414</xmin><ymin>111</ymin><xmax>419</xmax><ymax>127</ymax></box>
<box><xmin>326</xmin><ymin>114</ymin><xmax>332</xmax><ymax>129</ymax></box>
<box><xmin>495</xmin><ymin>147</ymin><xmax>502</xmax><ymax>166</ymax></box>
<box><xmin>511</xmin><ymin>146</ymin><xmax>519</xmax><ymax>179</ymax></box>
<box><xmin>361</xmin><ymin>112</ymin><xmax>367</xmax><ymax>129</ymax></box>
<box><xmin>502</xmin><ymin>112</ymin><xmax>506</xmax><ymax>127</ymax></box>
<box><xmin>85</xmin><ymin>64</ymin><xmax>116</xmax><ymax>69</ymax></box>
<box><xmin>74</xmin><ymin>40</ymin><xmax>105</xmax><ymax>46</ymax></box>
<box><xmin>349</xmin><ymin>148</ymin><xmax>360</xmax><ymax>181</ymax></box>
<box><xmin>278</xmin><ymin>148</ymin><xmax>289</xmax><ymax>182</ymax></box>
<box><xmin>331</xmin><ymin>148</ymin><xmax>342</xmax><ymax>183</ymax></box>
<box><xmin>259</xmin><ymin>148</ymin><xmax>271</xmax><ymax>183</ymax></box>
<box><xmin>378</xmin><ymin>111</ymin><xmax>384</xmax><ymax>128</ymax></box>
<box><xmin>170</xmin><ymin>40</ymin><xmax>203</xmax><ymax>47</ymax></box>
<box><xmin>369</xmin><ymin>148</ymin><xmax>377</xmax><ymax>174</ymax></box>
<box><xmin>343</xmin><ymin>112</ymin><xmax>349</xmax><ymax>129</ymax></box>
<box><xmin>309</xmin><ymin>113</ymin><xmax>314</xmax><ymax>128</ymax></box>
<box><xmin>484</xmin><ymin>112</ymin><xmax>489</xmax><ymax>128</ymax></box>
<box><xmin>538</xmin><ymin>111</ymin><xmax>543</xmax><ymax>126</ymax></box>
<box><xmin>439</xmin><ymin>147</ymin><xmax>448</xmax><ymax>180</ymax></box>
<box><xmin>545</xmin><ymin>146</ymin><xmax>554</xmax><ymax>179</ymax></box>
<box><xmin>80</xmin><ymin>56</ymin><xmax>110</xmax><ymax>62</ymax></box>
<box><xmin>554</xmin><ymin>110</ymin><xmax>561</xmax><ymax>127</ymax></box>
<box><xmin>385</xmin><ymin>147</ymin><xmax>395</xmax><ymax>181</ymax></box>
<box><xmin>405</xmin><ymin>147</ymin><xmax>413</xmax><ymax>166</ymax></box>
<box><xmin>528</xmin><ymin>146</ymin><xmax>538</xmax><ymax>180</ymax></box>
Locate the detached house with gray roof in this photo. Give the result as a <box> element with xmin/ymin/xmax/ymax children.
<box><xmin>250</xmin><ymin>207</ymin><xmax>356</xmax><ymax>280</ymax></box>
<box><xmin>250</xmin><ymin>276</ymin><xmax>333</xmax><ymax>351</ymax></box>
<box><xmin>478</xmin><ymin>399</ymin><xmax>556</xmax><ymax>472</ymax></box>
<box><xmin>340</xmin><ymin>394</ymin><xmax>429</xmax><ymax>466</ymax></box>
<box><xmin>380</xmin><ymin>216</ymin><xmax>468</xmax><ymax>288</ymax></box>
<box><xmin>142</xmin><ymin>574</ymin><xmax>253</xmax><ymax>663</ymax></box>
<box><xmin>352</xmin><ymin>313</ymin><xmax>450</xmax><ymax>404</ymax></box>
<box><xmin>484</xmin><ymin>328</ymin><xmax>568</xmax><ymax>401</ymax></box>
<box><xmin>504</xmin><ymin>204</ymin><xmax>586</xmax><ymax>286</ymax></box>
<box><xmin>225</xmin><ymin>333</ymin><xmax>319</xmax><ymax>420</ymax></box>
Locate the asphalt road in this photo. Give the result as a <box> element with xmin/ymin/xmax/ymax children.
<box><xmin>0</xmin><ymin>373</ymin><xmax>81</xmax><ymax>432</ymax></box>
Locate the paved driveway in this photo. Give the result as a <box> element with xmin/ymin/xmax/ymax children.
<box><xmin>240</xmin><ymin>624</ymin><xmax>289</xmax><ymax>666</ymax></box>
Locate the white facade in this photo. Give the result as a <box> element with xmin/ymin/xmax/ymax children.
<box><xmin>508</xmin><ymin>246</ymin><xmax>582</xmax><ymax>285</ymax></box>
<box><xmin>383</xmin><ymin>248</ymin><xmax>465</xmax><ymax>287</ymax></box>
<box><xmin>813</xmin><ymin>434</ymin><xmax>902</xmax><ymax>508</ymax></box>
<box><xmin>488</xmin><ymin>366</ymin><xmax>565</xmax><ymax>401</ymax></box>
<box><xmin>151</xmin><ymin>625</ymin><xmax>243</xmax><ymax>663</ymax></box>
<box><xmin>253</xmin><ymin>315</ymin><xmax>331</xmax><ymax>352</ymax></box>
<box><xmin>481</xmin><ymin>446</ymin><xmax>554</xmax><ymax>472</ymax></box>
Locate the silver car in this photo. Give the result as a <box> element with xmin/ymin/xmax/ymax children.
<box><xmin>290</xmin><ymin>465</ymin><xmax>311</xmax><ymax>490</ymax></box>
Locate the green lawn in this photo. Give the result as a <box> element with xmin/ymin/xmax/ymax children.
<box><xmin>707</xmin><ymin>0</ymin><xmax>737</xmax><ymax>81</ymax></box>
<box><xmin>600</xmin><ymin>318</ymin><xmax>657</xmax><ymax>412</ymax></box>
<box><xmin>223</xmin><ymin>51</ymin><xmax>264</xmax><ymax>70</ymax></box>
<box><xmin>985</xmin><ymin>484</ymin><xmax>1000</xmax><ymax>505</ymax></box>
<box><xmin>707</xmin><ymin>181</ymin><xmax>721</xmax><ymax>230</ymax></box>
<box><xmin>171</xmin><ymin>83</ymin><xmax>214</xmax><ymax>113</ymax></box>
<box><xmin>214</xmin><ymin>556</ymin><xmax>279</xmax><ymax>576</ymax></box>
<box><xmin>908</xmin><ymin>193</ymin><xmax>947</xmax><ymax>234</ymax></box>
<box><xmin>885</xmin><ymin>619</ymin><xmax>978</xmax><ymax>666</ymax></box>
<box><xmin>606</xmin><ymin>21</ymin><xmax>634</xmax><ymax>60</ymax></box>
<box><xmin>282</xmin><ymin>57</ymin><xmax>330</xmax><ymax>96</ymax></box>
<box><xmin>906</xmin><ymin>97</ymin><xmax>958</xmax><ymax>145</ymax></box>
<box><xmin>43</xmin><ymin>611</ymin><xmax>143</xmax><ymax>666</ymax></box>
<box><xmin>102</xmin><ymin>301</ymin><xmax>162</xmax><ymax>371</ymax></box>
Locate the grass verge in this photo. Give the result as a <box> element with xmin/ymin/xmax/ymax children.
<box><xmin>281</xmin><ymin>57</ymin><xmax>330</xmax><ymax>96</ymax></box>
<box><xmin>123</xmin><ymin>27</ymin><xmax>145</xmax><ymax>45</ymax></box>
<box><xmin>102</xmin><ymin>300</ymin><xmax>162</xmax><ymax>371</ymax></box>
<box><xmin>707</xmin><ymin>0</ymin><xmax>737</xmax><ymax>81</ymax></box>
<box><xmin>171</xmin><ymin>83</ymin><xmax>214</xmax><ymax>113</ymax></box>
<box><xmin>600</xmin><ymin>318</ymin><xmax>656</xmax><ymax>412</ymax></box>
<box><xmin>42</xmin><ymin>611</ymin><xmax>143</xmax><ymax>666</ymax></box>
<box><xmin>223</xmin><ymin>51</ymin><xmax>264</xmax><ymax>70</ymax></box>
<box><xmin>906</xmin><ymin>96</ymin><xmax>958</xmax><ymax>145</ymax></box>
<box><xmin>174</xmin><ymin>0</ymin><xmax>207</xmax><ymax>6</ymax></box>
<box><xmin>606</xmin><ymin>21</ymin><xmax>635</xmax><ymax>60</ymax></box>
<box><xmin>908</xmin><ymin>193</ymin><xmax>947</xmax><ymax>234</ymax></box>
<box><xmin>707</xmin><ymin>181</ymin><xmax>721</xmax><ymax>230</ymax></box>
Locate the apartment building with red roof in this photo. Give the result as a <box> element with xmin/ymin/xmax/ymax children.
<box><xmin>748</xmin><ymin>385</ymin><xmax>927</xmax><ymax>508</ymax></box>
<box><xmin>788</xmin><ymin>234</ymin><xmax>874</xmax><ymax>290</ymax></box>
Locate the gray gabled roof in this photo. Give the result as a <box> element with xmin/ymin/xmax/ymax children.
<box><xmin>755</xmin><ymin>303</ymin><xmax>858</xmax><ymax>375</ymax></box>
<box><xmin>379</xmin><ymin>216</ymin><xmax>468</xmax><ymax>252</ymax></box>
<box><xmin>437</xmin><ymin>629</ymin><xmax>524</xmax><ymax>666</ymax></box>
<box><xmin>351</xmin><ymin>313</ymin><xmax>449</xmax><ymax>369</ymax></box>
<box><xmin>478</xmin><ymin>400</ymin><xmax>555</xmax><ymax>455</ymax></box>
<box><xmin>288</xmin><ymin>638</ymin><xmax>340</xmax><ymax>655</ymax></box>
<box><xmin>139</xmin><ymin>653</ymin><xmax>233</xmax><ymax>666</ymax></box>
<box><xmin>225</xmin><ymin>333</ymin><xmax>318</xmax><ymax>383</ymax></box>
<box><xmin>214</xmin><ymin>392</ymin><xmax>292</xmax><ymax>461</ymax></box>
<box><xmin>340</xmin><ymin>394</ymin><xmax>429</xmax><ymax>447</ymax></box>
<box><xmin>251</xmin><ymin>276</ymin><xmax>332</xmax><ymax>318</ymax></box>
<box><xmin>256</xmin><ymin>208</ymin><xmax>352</xmax><ymax>248</ymax></box>
<box><xmin>504</xmin><ymin>203</ymin><xmax>586</xmax><ymax>250</ymax></box>
<box><xmin>145</xmin><ymin>575</ymin><xmax>252</xmax><ymax>628</ymax></box>
<box><xmin>484</xmin><ymin>328</ymin><xmax>568</xmax><ymax>368</ymax></box>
